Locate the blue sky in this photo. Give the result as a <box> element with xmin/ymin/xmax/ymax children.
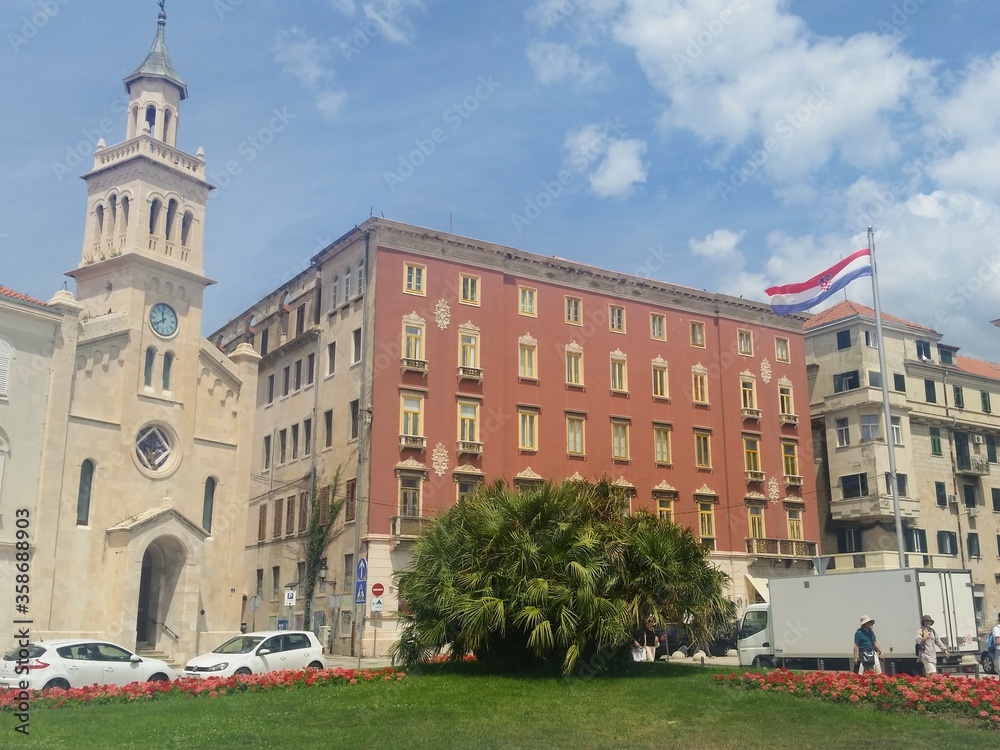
<box><xmin>4</xmin><ymin>0</ymin><xmax>1000</xmax><ymax>358</ymax></box>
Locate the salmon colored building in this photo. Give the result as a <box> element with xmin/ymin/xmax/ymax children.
<box><xmin>214</xmin><ymin>218</ymin><xmax>819</xmax><ymax>655</ymax></box>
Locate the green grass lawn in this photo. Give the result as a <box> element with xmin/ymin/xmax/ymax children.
<box><xmin>4</xmin><ymin>664</ymin><xmax>996</xmax><ymax>750</ymax></box>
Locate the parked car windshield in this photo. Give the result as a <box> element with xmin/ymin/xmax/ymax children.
<box><xmin>213</xmin><ymin>636</ymin><xmax>265</xmax><ymax>654</ymax></box>
<box><xmin>3</xmin><ymin>645</ymin><xmax>46</xmax><ymax>661</ymax></box>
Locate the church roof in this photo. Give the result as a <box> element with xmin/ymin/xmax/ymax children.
<box><xmin>0</xmin><ymin>284</ymin><xmax>49</xmax><ymax>307</ymax></box>
<box><xmin>123</xmin><ymin>9</ymin><xmax>188</xmax><ymax>100</ymax></box>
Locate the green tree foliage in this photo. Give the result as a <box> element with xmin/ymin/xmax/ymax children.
<box><xmin>303</xmin><ymin>466</ymin><xmax>345</xmax><ymax>631</ymax></box>
<box><xmin>389</xmin><ymin>479</ymin><xmax>734</xmax><ymax>675</ymax></box>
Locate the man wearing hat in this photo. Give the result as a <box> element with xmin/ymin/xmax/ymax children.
<box><xmin>853</xmin><ymin>615</ymin><xmax>883</xmax><ymax>674</ymax></box>
<box><xmin>916</xmin><ymin>614</ymin><xmax>949</xmax><ymax>675</ymax></box>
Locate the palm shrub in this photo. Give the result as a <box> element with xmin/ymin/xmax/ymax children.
<box><xmin>389</xmin><ymin>478</ymin><xmax>734</xmax><ymax>675</ymax></box>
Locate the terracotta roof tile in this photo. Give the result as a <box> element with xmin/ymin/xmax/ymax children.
<box><xmin>0</xmin><ymin>284</ymin><xmax>49</xmax><ymax>307</ymax></box>
<box><xmin>955</xmin><ymin>355</ymin><xmax>1000</xmax><ymax>383</ymax></box>
<box><xmin>803</xmin><ymin>300</ymin><xmax>937</xmax><ymax>333</ymax></box>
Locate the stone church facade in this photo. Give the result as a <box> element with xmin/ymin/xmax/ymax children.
<box><xmin>0</xmin><ymin>10</ymin><xmax>257</xmax><ymax>664</ymax></box>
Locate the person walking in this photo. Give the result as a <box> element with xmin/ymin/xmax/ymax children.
<box><xmin>916</xmin><ymin>614</ymin><xmax>949</xmax><ymax>676</ymax></box>
<box><xmin>853</xmin><ymin>615</ymin><xmax>883</xmax><ymax>674</ymax></box>
<box><xmin>989</xmin><ymin>612</ymin><xmax>1000</xmax><ymax>673</ymax></box>
<box><xmin>633</xmin><ymin>616</ymin><xmax>659</xmax><ymax>662</ymax></box>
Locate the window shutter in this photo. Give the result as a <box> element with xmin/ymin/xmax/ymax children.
<box><xmin>0</xmin><ymin>340</ymin><xmax>11</xmax><ymax>397</ymax></box>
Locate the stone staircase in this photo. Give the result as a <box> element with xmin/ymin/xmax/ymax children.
<box><xmin>135</xmin><ymin>646</ymin><xmax>184</xmax><ymax>671</ymax></box>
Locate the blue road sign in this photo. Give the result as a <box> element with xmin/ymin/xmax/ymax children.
<box><xmin>354</xmin><ymin>580</ymin><xmax>367</xmax><ymax>605</ymax></box>
<box><xmin>357</xmin><ymin>557</ymin><xmax>368</xmax><ymax>582</ymax></box>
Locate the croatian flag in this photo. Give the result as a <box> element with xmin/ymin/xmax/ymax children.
<box><xmin>765</xmin><ymin>249</ymin><xmax>872</xmax><ymax>315</ymax></box>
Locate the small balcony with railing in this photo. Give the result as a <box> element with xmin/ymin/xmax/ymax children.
<box><xmin>741</xmin><ymin>407</ymin><xmax>762</xmax><ymax>422</ymax></box>
<box><xmin>745</xmin><ymin>470</ymin><xmax>765</xmax><ymax>484</ymax></box>
<box><xmin>457</xmin><ymin>440</ymin><xmax>483</xmax><ymax>456</ymax></box>
<box><xmin>457</xmin><ymin>366</ymin><xmax>483</xmax><ymax>382</ymax></box>
<box><xmin>745</xmin><ymin>538</ymin><xmax>818</xmax><ymax>560</ymax></box>
<box><xmin>829</xmin><ymin>491</ymin><xmax>921</xmax><ymax>522</ymax></box>
<box><xmin>956</xmin><ymin>455</ymin><xmax>989</xmax><ymax>476</ymax></box>
<box><xmin>400</xmin><ymin>357</ymin><xmax>428</xmax><ymax>375</ymax></box>
<box><xmin>779</xmin><ymin>413</ymin><xmax>799</xmax><ymax>426</ymax></box>
<box><xmin>390</xmin><ymin>515</ymin><xmax>430</xmax><ymax>548</ymax></box>
<box><xmin>819</xmin><ymin>550</ymin><xmax>957</xmax><ymax>573</ymax></box>
<box><xmin>398</xmin><ymin>434</ymin><xmax>427</xmax><ymax>450</ymax></box>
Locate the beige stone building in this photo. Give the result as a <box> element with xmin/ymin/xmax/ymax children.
<box><xmin>807</xmin><ymin>301</ymin><xmax>1000</xmax><ymax>630</ymax></box>
<box><xmin>1</xmin><ymin>11</ymin><xmax>258</xmax><ymax>664</ymax></box>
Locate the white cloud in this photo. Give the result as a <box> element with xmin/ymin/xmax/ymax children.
<box><xmin>563</xmin><ymin>124</ymin><xmax>647</xmax><ymax>198</ymax></box>
<box><xmin>273</xmin><ymin>28</ymin><xmax>332</xmax><ymax>89</ymax></box>
<box><xmin>526</xmin><ymin>42</ymin><xmax>608</xmax><ymax>86</ymax></box>
<box><xmin>758</xmin><ymin>183</ymin><xmax>1000</xmax><ymax>359</ymax></box>
<box><xmin>361</xmin><ymin>0</ymin><xmax>424</xmax><ymax>45</ymax></box>
<box><xmin>273</xmin><ymin>29</ymin><xmax>347</xmax><ymax>120</ymax></box>
<box><xmin>589</xmin><ymin>139</ymin><xmax>647</xmax><ymax>197</ymax></box>
<box><xmin>689</xmin><ymin>228</ymin><xmax>744</xmax><ymax>260</ymax></box>
<box><xmin>540</xmin><ymin>0</ymin><xmax>933</xmax><ymax>181</ymax></box>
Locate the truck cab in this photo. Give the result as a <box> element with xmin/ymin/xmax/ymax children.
<box><xmin>738</xmin><ymin>604</ymin><xmax>773</xmax><ymax>668</ymax></box>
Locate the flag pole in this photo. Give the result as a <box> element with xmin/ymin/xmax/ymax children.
<box><xmin>867</xmin><ymin>226</ymin><xmax>907</xmax><ymax>568</ymax></box>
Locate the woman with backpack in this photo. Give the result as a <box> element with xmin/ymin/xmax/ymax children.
<box><xmin>853</xmin><ymin>615</ymin><xmax>884</xmax><ymax>674</ymax></box>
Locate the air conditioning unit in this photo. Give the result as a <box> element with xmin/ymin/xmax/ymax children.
<box><xmin>948</xmin><ymin>494</ymin><xmax>959</xmax><ymax>504</ymax></box>
<box><xmin>968</xmin><ymin>506</ymin><xmax>980</xmax><ymax>518</ymax></box>
<box><xmin>973</xmin><ymin>435</ymin><xmax>986</xmax><ymax>445</ymax></box>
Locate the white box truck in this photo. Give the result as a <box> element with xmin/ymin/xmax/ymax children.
<box><xmin>737</xmin><ymin>568</ymin><xmax>980</xmax><ymax>675</ymax></box>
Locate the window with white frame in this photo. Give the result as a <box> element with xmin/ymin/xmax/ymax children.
<box><xmin>653</xmin><ymin>424</ymin><xmax>671</xmax><ymax>464</ymax></box>
<box><xmin>611</xmin><ymin>420</ymin><xmax>630</xmax><ymax>460</ymax></box>
<box><xmin>518</xmin><ymin>335</ymin><xmax>537</xmax><ymax>379</ymax></box>
<box><xmin>519</xmin><ymin>286</ymin><xmax>537</xmax><ymax>316</ymax></box>
<box><xmin>404</xmin><ymin>263</ymin><xmax>425</xmax><ymax>295</ymax></box>
<box><xmin>566</xmin><ymin>415</ymin><xmax>585</xmax><ymax>456</ymax></box>
<box><xmin>738</xmin><ymin>329</ymin><xmax>753</xmax><ymax>356</ymax></box>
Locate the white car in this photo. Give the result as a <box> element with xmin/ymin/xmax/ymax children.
<box><xmin>182</xmin><ymin>630</ymin><xmax>325</xmax><ymax>679</ymax></box>
<box><xmin>0</xmin><ymin>639</ymin><xmax>177</xmax><ymax>692</ymax></box>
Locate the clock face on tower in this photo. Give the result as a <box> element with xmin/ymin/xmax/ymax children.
<box><xmin>149</xmin><ymin>302</ymin><xmax>179</xmax><ymax>338</ymax></box>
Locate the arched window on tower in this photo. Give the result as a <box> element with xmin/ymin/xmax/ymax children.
<box><xmin>357</xmin><ymin>260</ymin><xmax>365</xmax><ymax>295</ymax></box>
<box><xmin>202</xmin><ymin>477</ymin><xmax>216</xmax><ymax>533</ymax></box>
<box><xmin>181</xmin><ymin>211</ymin><xmax>193</xmax><ymax>247</ymax></box>
<box><xmin>130</xmin><ymin>105</ymin><xmax>139</xmax><ymax>138</ymax></box>
<box><xmin>165</xmin><ymin>199</ymin><xmax>178</xmax><ymax>241</ymax></box>
<box><xmin>121</xmin><ymin>196</ymin><xmax>130</xmax><ymax>229</ymax></box>
<box><xmin>145</xmin><ymin>105</ymin><xmax>157</xmax><ymax>138</ymax></box>
<box><xmin>344</xmin><ymin>266</ymin><xmax>352</xmax><ymax>300</ymax></box>
<box><xmin>0</xmin><ymin>338</ymin><xmax>10</xmax><ymax>398</ymax></box>
<box><xmin>163</xmin><ymin>109</ymin><xmax>172</xmax><ymax>144</ymax></box>
<box><xmin>108</xmin><ymin>194</ymin><xmax>117</xmax><ymax>237</ymax></box>
<box><xmin>162</xmin><ymin>352</ymin><xmax>174</xmax><ymax>392</ymax></box>
<box><xmin>77</xmin><ymin>459</ymin><xmax>95</xmax><ymax>526</ymax></box>
<box><xmin>94</xmin><ymin>205</ymin><xmax>104</xmax><ymax>241</ymax></box>
<box><xmin>149</xmin><ymin>199</ymin><xmax>162</xmax><ymax>237</ymax></box>
<box><xmin>144</xmin><ymin>347</ymin><xmax>156</xmax><ymax>388</ymax></box>
<box><xmin>331</xmin><ymin>275</ymin><xmax>339</xmax><ymax>309</ymax></box>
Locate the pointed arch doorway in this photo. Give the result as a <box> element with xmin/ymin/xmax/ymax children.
<box><xmin>135</xmin><ymin>536</ymin><xmax>186</xmax><ymax>647</ymax></box>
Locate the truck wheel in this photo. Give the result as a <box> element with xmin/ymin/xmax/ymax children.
<box><xmin>982</xmin><ymin>653</ymin><xmax>996</xmax><ymax>675</ymax></box>
<box><xmin>751</xmin><ymin>656</ymin><xmax>773</xmax><ymax>669</ymax></box>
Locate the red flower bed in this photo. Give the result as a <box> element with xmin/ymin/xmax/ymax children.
<box><xmin>716</xmin><ymin>669</ymin><xmax>1000</xmax><ymax>729</ymax></box>
<box><xmin>0</xmin><ymin>666</ymin><xmax>405</xmax><ymax>710</ymax></box>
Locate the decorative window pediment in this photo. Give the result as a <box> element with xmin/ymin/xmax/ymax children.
<box><xmin>692</xmin><ymin>363</ymin><xmax>708</xmax><ymax>375</ymax></box>
<box><xmin>651</xmin><ymin>355</ymin><xmax>667</xmax><ymax>366</ymax></box>
<box><xmin>453</xmin><ymin>462</ymin><xmax>484</xmax><ymax>477</ymax></box>
<box><xmin>458</xmin><ymin>321</ymin><xmax>480</xmax><ymax>334</ymax></box>
<box><xmin>740</xmin><ymin>369</ymin><xmax>755</xmax><ymax>380</ymax></box>
<box><xmin>518</xmin><ymin>333</ymin><xmax>537</xmax><ymax>346</ymax></box>
<box><xmin>565</xmin><ymin>340</ymin><xmax>584</xmax><ymax>354</ymax></box>
<box><xmin>402</xmin><ymin>311</ymin><xmax>426</xmax><ymax>326</ymax></box>
<box><xmin>394</xmin><ymin>457</ymin><xmax>428</xmax><ymax>476</ymax></box>
<box><xmin>777</xmin><ymin>375</ymin><xmax>793</xmax><ymax>387</ymax></box>
<box><xmin>610</xmin><ymin>348</ymin><xmax>627</xmax><ymax>361</ymax></box>
<box><xmin>515</xmin><ymin>467</ymin><xmax>543</xmax><ymax>481</ymax></box>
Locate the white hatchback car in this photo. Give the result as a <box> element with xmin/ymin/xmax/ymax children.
<box><xmin>0</xmin><ymin>639</ymin><xmax>177</xmax><ymax>692</ymax></box>
<box><xmin>182</xmin><ymin>630</ymin><xmax>325</xmax><ymax>679</ymax></box>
